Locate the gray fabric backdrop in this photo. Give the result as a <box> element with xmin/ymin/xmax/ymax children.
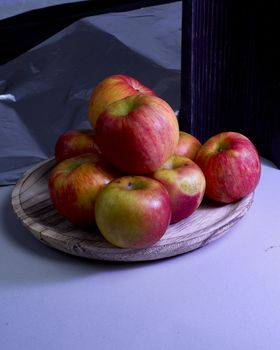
<box><xmin>0</xmin><ymin>2</ymin><xmax>181</xmax><ymax>184</ymax></box>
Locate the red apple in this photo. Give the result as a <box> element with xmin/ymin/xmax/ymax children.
<box><xmin>151</xmin><ymin>155</ymin><xmax>206</xmax><ymax>223</ymax></box>
<box><xmin>195</xmin><ymin>131</ymin><xmax>261</xmax><ymax>203</ymax></box>
<box><xmin>48</xmin><ymin>153</ymin><xmax>120</xmax><ymax>228</ymax></box>
<box><xmin>55</xmin><ymin>129</ymin><xmax>101</xmax><ymax>163</ymax></box>
<box><xmin>95</xmin><ymin>94</ymin><xmax>179</xmax><ymax>174</ymax></box>
<box><xmin>88</xmin><ymin>74</ymin><xmax>155</xmax><ymax>128</ymax></box>
<box><xmin>174</xmin><ymin>131</ymin><xmax>201</xmax><ymax>160</ymax></box>
<box><xmin>95</xmin><ymin>176</ymin><xmax>171</xmax><ymax>249</ymax></box>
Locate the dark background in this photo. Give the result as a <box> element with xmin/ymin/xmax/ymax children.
<box><xmin>0</xmin><ymin>0</ymin><xmax>279</xmax><ymax>185</ymax></box>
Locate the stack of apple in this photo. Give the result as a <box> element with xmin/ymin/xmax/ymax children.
<box><xmin>48</xmin><ymin>75</ymin><xmax>261</xmax><ymax>249</ymax></box>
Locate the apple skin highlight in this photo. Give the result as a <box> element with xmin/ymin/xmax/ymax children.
<box><xmin>95</xmin><ymin>176</ymin><xmax>171</xmax><ymax>249</ymax></box>
<box><xmin>95</xmin><ymin>94</ymin><xmax>179</xmax><ymax>174</ymax></box>
<box><xmin>55</xmin><ymin>129</ymin><xmax>101</xmax><ymax>163</ymax></box>
<box><xmin>151</xmin><ymin>156</ymin><xmax>206</xmax><ymax>223</ymax></box>
<box><xmin>195</xmin><ymin>132</ymin><xmax>261</xmax><ymax>203</ymax></box>
<box><xmin>48</xmin><ymin>153</ymin><xmax>120</xmax><ymax>228</ymax></box>
<box><xmin>88</xmin><ymin>74</ymin><xmax>155</xmax><ymax>128</ymax></box>
<box><xmin>174</xmin><ymin>131</ymin><xmax>201</xmax><ymax>160</ymax></box>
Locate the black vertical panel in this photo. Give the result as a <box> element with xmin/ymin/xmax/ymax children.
<box><xmin>179</xmin><ymin>0</ymin><xmax>280</xmax><ymax>167</ymax></box>
<box><xmin>178</xmin><ymin>0</ymin><xmax>192</xmax><ymax>131</ymax></box>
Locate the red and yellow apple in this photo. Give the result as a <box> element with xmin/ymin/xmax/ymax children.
<box><xmin>174</xmin><ymin>131</ymin><xmax>201</xmax><ymax>160</ymax></box>
<box><xmin>195</xmin><ymin>131</ymin><xmax>261</xmax><ymax>203</ymax></box>
<box><xmin>95</xmin><ymin>94</ymin><xmax>179</xmax><ymax>174</ymax></box>
<box><xmin>48</xmin><ymin>153</ymin><xmax>120</xmax><ymax>228</ymax></box>
<box><xmin>95</xmin><ymin>176</ymin><xmax>171</xmax><ymax>249</ymax></box>
<box><xmin>151</xmin><ymin>155</ymin><xmax>206</xmax><ymax>223</ymax></box>
<box><xmin>88</xmin><ymin>74</ymin><xmax>155</xmax><ymax>128</ymax></box>
<box><xmin>55</xmin><ymin>129</ymin><xmax>101</xmax><ymax>163</ymax></box>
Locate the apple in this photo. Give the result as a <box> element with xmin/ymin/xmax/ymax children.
<box><xmin>151</xmin><ymin>155</ymin><xmax>206</xmax><ymax>223</ymax></box>
<box><xmin>88</xmin><ymin>74</ymin><xmax>155</xmax><ymax>128</ymax></box>
<box><xmin>195</xmin><ymin>131</ymin><xmax>261</xmax><ymax>203</ymax></box>
<box><xmin>55</xmin><ymin>129</ymin><xmax>101</xmax><ymax>163</ymax></box>
<box><xmin>95</xmin><ymin>176</ymin><xmax>171</xmax><ymax>249</ymax></box>
<box><xmin>48</xmin><ymin>153</ymin><xmax>120</xmax><ymax>228</ymax></box>
<box><xmin>174</xmin><ymin>131</ymin><xmax>201</xmax><ymax>160</ymax></box>
<box><xmin>95</xmin><ymin>94</ymin><xmax>179</xmax><ymax>174</ymax></box>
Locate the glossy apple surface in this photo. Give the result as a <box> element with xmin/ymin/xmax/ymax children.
<box><xmin>195</xmin><ymin>131</ymin><xmax>261</xmax><ymax>203</ymax></box>
<box><xmin>95</xmin><ymin>176</ymin><xmax>171</xmax><ymax>249</ymax></box>
<box><xmin>174</xmin><ymin>131</ymin><xmax>201</xmax><ymax>160</ymax></box>
<box><xmin>151</xmin><ymin>155</ymin><xmax>206</xmax><ymax>223</ymax></box>
<box><xmin>88</xmin><ymin>74</ymin><xmax>155</xmax><ymax>128</ymax></box>
<box><xmin>48</xmin><ymin>153</ymin><xmax>120</xmax><ymax>228</ymax></box>
<box><xmin>95</xmin><ymin>94</ymin><xmax>179</xmax><ymax>174</ymax></box>
<box><xmin>55</xmin><ymin>129</ymin><xmax>101</xmax><ymax>163</ymax></box>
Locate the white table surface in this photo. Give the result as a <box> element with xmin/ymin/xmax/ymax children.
<box><xmin>1</xmin><ymin>157</ymin><xmax>280</xmax><ymax>350</ymax></box>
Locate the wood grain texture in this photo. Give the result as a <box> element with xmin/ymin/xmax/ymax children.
<box><xmin>11</xmin><ymin>158</ymin><xmax>254</xmax><ymax>262</ymax></box>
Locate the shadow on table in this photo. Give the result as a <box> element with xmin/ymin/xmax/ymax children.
<box><xmin>1</xmin><ymin>186</ymin><xmax>189</xmax><ymax>286</ymax></box>
<box><xmin>260</xmin><ymin>157</ymin><xmax>279</xmax><ymax>170</ymax></box>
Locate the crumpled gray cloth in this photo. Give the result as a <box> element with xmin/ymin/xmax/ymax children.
<box><xmin>0</xmin><ymin>2</ymin><xmax>181</xmax><ymax>185</ymax></box>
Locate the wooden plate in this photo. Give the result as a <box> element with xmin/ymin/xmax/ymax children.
<box><xmin>11</xmin><ymin>158</ymin><xmax>254</xmax><ymax>262</ymax></box>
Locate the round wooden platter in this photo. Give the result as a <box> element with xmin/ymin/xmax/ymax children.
<box><xmin>11</xmin><ymin>158</ymin><xmax>254</xmax><ymax>262</ymax></box>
